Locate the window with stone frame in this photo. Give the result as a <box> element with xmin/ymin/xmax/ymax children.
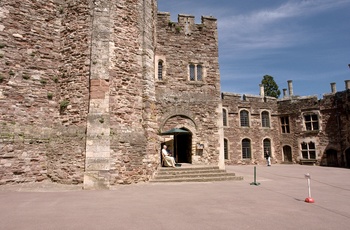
<box><xmin>301</xmin><ymin>141</ymin><xmax>316</xmax><ymax>159</ymax></box>
<box><xmin>263</xmin><ymin>138</ymin><xmax>271</xmax><ymax>156</ymax></box>
<box><xmin>223</xmin><ymin>108</ymin><xmax>228</xmax><ymax>126</ymax></box>
<box><xmin>242</xmin><ymin>138</ymin><xmax>251</xmax><ymax>159</ymax></box>
<box><xmin>240</xmin><ymin>110</ymin><xmax>249</xmax><ymax>127</ymax></box>
<box><xmin>189</xmin><ymin>63</ymin><xmax>204</xmax><ymax>81</ymax></box>
<box><xmin>304</xmin><ymin>113</ymin><xmax>319</xmax><ymax>131</ymax></box>
<box><xmin>224</xmin><ymin>139</ymin><xmax>229</xmax><ymax>160</ymax></box>
<box><xmin>261</xmin><ymin>111</ymin><xmax>270</xmax><ymax>128</ymax></box>
<box><xmin>158</xmin><ymin>60</ymin><xmax>163</xmax><ymax>80</ymax></box>
<box><xmin>197</xmin><ymin>65</ymin><xmax>203</xmax><ymax>81</ymax></box>
<box><xmin>189</xmin><ymin>64</ymin><xmax>195</xmax><ymax>81</ymax></box>
<box><xmin>280</xmin><ymin>116</ymin><xmax>290</xmax><ymax>133</ymax></box>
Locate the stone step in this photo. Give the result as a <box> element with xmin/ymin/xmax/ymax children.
<box><xmin>155</xmin><ymin>172</ymin><xmax>237</xmax><ymax>180</ymax></box>
<box><xmin>150</xmin><ymin>165</ymin><xmax>243</xmax><ymax>183</ymax></box>
<box><xmin>158</xmin><ymin>166</ymin><xmax>220</xmax><ymax>172</ymax></box>
<box><xmin>150</xmin><ymin>175</ymin><xmax>243</xmax><ymax>183</ymax></box>
<box><xmin>157</xmin><ymin>169</ymin><xmax>228</xmax><ymax>175</ymax></box>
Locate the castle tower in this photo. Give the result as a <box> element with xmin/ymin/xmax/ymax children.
<box><xmin>0</xmin><ymin>0</ymin><xmax>159</xmax><ymax>188</ymax></box>
<box><xmin>84</xmin><ymin>0</ymin><xmax>158</xmax><ymax>189</ymax></box>
<box><xmin>155</xmin><ymin>12</ymin><xmax>225</xmax><ymax>168</ymax></box>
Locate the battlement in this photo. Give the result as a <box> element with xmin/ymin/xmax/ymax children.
<box><xmin>157</xmin><ymin>12</ymin><xmax>217</xmax><ymax>34</ymax></box>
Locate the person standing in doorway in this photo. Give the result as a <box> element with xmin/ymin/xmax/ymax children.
<box><xmin>265</xmin><ymin>150</ymin><xmax>271</xmax><ymax>166</ymax></box>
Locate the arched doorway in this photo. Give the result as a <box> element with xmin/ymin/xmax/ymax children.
<box><xmin>176</xmin><ymin>130</ymin><xmax>192</xmax><ymax>163</ymax></box>
<box><xmin>326</xmin><ymin>149</ymin><xmax>338</xmax><ymax>167</ymax></box>
<box><xmin>283</xmin><ymin>145</ymin><xmax>292</xmax><ymax>163</ymax></box>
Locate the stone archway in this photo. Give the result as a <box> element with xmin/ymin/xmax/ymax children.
<box><xmin>160</xmin><ymin>114</ymin><xmax>197</xmax><ymax>165</ymax></box>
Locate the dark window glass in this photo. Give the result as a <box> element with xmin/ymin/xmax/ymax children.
<box><xmin>197</xmin><ymin>65</ymin><xmax>202</xmax><ymax>81</ymax></box>
<box><xmin>158</xmin><ymin>61</ymin><xmax>163</xmax><ymax>80</ymax></box>
<box><xmin>262</xmin><ymin>111</ymin><xmax>270</xmax><ymax>127</ymax></box>
<box><xmin>281</xmin><ymin>116</ymin><xmax>290</xmax><ymax>133</ymax></box>
<box><xmin>223</xmin><ymin>109</ymin><xmax>227</xmax><ymax>126</ymax></box>
<box><xmin>304</xmin><ymin>114</ymin><xmax>319</xmax><ymax>131</ymax></box>
<box><xmin>240</xmin><ymin>110</ymin><xmax>249</xmax><ymax>127</ymax></box>
<box><xmin>242</xmin><ymin>139</ymin><xmax>251</xmax><ymax>159</ymax></box>
<box><xmin>189</xmin><ymin>64</ymin><xmax>195</xmax><ymax>81</ymax></box>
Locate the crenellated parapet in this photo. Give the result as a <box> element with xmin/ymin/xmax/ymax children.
<box><xmin>157</xmin><ymin>12</ymin><xmax>217</xmax><ymax>35</ymax></box>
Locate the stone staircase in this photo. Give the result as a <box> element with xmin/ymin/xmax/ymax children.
<box><xmin>150</xmin><ymin>165</ymin><xmax>243</xmax><ymax>183</ymax></box>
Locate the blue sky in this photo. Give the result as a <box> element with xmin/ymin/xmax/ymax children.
<box><xmin>157</xmin><ymin>0</ymin><xmax>350</xmax><ymax>98</ymax></box>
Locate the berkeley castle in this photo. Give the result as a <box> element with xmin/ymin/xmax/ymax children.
<box><xmin>0</xmin><ymin>0</ymin><xmax>349</xmax><ymax>189</ymax></box>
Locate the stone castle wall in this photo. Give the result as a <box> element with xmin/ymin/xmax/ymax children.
<box><xmin>0</xmin><ymin>0</ymin><xmax>160</xmax><ymax>186</ymax></box>
<box><xmin>222</xmin><ymin>93</ymin><xmax>280</xmax><ymax>165</ymax></box>
<box><xmin>155</xmin><ymin>12</ymin><xmax>223</xmax><ymax>166</ymax></box>
<box><xmin>1</xmin><ymin>0</ymin><xmax>348</xmax><ymax>187</ymax></box>
<box><xmin>223</xmin><ymin>83</ymin><xmax>350</xmax><ymax>168</ymax></box>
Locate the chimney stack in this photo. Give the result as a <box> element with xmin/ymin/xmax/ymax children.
<box><xmin>287</xmin><ymin>80</ymin><xmax>293</xmax><ymax>96</ymax></box>
<box><xmin>283</xmin><ymin>88</ymin><xmax>287</xmax><ymax>98</ymax></box>
<box><xmin>330</xmin><ymin>82</ymin><xmax>336</xmax><ymax>93</ymax></box>
<box><xmin>259</xmin><ymin>84</ymin><xmax>265</xmax><ymax>97</ymax></box>
<box><xmin>345</xmin><ymin>80</ymin><xmax>350</xmax><ymax>90</ymax></box>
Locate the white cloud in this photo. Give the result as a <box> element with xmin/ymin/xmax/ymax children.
<box><xmin>218</xmin><ymin>0</ymin><xmax>349</xmax><ymax>56</ymax></box>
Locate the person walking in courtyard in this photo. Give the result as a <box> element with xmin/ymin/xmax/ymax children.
<box><xmin>265</xmin><ymin>150</ymin><xmax>271</xmax><ymax>166</ymax></box>
<box><xmin>162</xmin><ymin>145</ymin><xmax>176</xmax><ymax>168</ymax></box>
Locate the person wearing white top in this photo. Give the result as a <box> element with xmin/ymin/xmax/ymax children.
<box><xmin>161</xmin><ymin>145</ymin><xmax>176</xmax><ymax>168</ymax></box>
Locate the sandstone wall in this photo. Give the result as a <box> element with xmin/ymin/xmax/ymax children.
<box><xmin>0</xmin><ymin>0</ymin><xmax>63</xmax><ymax>184</ymax></box>
<box><xmin>155</xmin><ymin>13</ymin><xmax>222</xmax><ymax>166</ymax></box>
<box><xmin>222</xmin><ymin>93</ymin><xmax>280</xmax><ymax>165</ymax></box>
<box><xmin>0</xmin><ymin>0</ymin><xmax>91</xmax><ymax>185</ymax></box>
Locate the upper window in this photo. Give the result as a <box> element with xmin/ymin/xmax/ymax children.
<box><xmin>280</xmin><ymin>116</ymin><xmax>290</xmax><ymax>133</ymax></box>
<box><xmin>197</xmin><ymin>65</ymin><xmax>203</xmax><ymax>81</ymax></box>
<box><xmin>242</xmin><ymin>139</ymin><xmax>251</xmax><ymax>159</ymax></box>
<box><xmin>304</xmin><ymin>114</ymin><xmax>319</xmax><ymax>131</ymax></box>
<box><xmin>223</xmin><ymin>108</ymin><xmax>228</xmax><ymax>126</ymax></box>
<box><xmin>189</xmin><ymin>64</ymin><xmax>195</xmax><ymax>81</ymax></box>
<box><xmin>155</xmin><ymin>57</ymin><xmax>166</xmax><ymax>80</ymax></box>
<box><xmin>240</xmin><ymin>110</ymin><xmax>249</xmax><ymax>127</ymax></box>
<box><xmin>224</xmin><ymin>139</ymin><xmax>229</xmax><ymax>160</ymax></box>
<box><xmin>301</xmin><ymin>141</ymin><xmax>316</xmax><ymax>159</ymax></box>
<box><xmin>189</xmin><ymin>63</ymin><xmax>204</xmax><ymax>81</ymax></box>
<box><xmin>158</xmin><ymin>60</ymin><xmax>163</xmax><ymax>80</ymax></box>
<box><xmin>261</xmin><ymin>111</ymin><xmax>270</xmax><ymax>128</ymax></box>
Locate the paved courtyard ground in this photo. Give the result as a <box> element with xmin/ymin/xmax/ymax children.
<box><xmin>0</xmin><ymin>164</ymin><xmax>349</xmax><ymax>230</ymax></box>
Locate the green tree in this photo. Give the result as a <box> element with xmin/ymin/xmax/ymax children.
<box><xmin>261</xmin><ymin>75</ymin><xmax>281</xmax><ymax>98</ymax></box>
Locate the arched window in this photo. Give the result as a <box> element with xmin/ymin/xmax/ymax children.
<box><xmin>158</xmin><ymin>60</ymin><xmax>163</xmax><ymax>80</ymax></box>
<box><xmin>224</xmin><ymin>139</ymin><xmax>229</xmax><ymax>160</ymax></box>
<box><xmin>240</xmin><ymin>110</ymin><xmax>249</xmax><ymax>127</ymax></box>
<box><xmin>242</xmin><ymin>139</ymin><xmax>251</xmax><ymax>159</ymax></box>
<box><xmin>263</xmin><ymin>138</ymin><xmax>271</xmax><ymax>156</ymax></box>
<box><xmin>261</xmin><ymin>111</ymin><xmax>270</xmax><ymax>127</ymax></box>
<box><xmin>223</xmin><ymin>108</ymin><xmax>228</xmax><ymax>126</ymax></box>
